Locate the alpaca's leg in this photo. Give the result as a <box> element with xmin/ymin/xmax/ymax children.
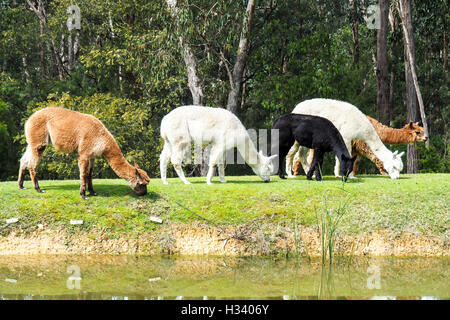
<box><xmin>218</xmin><ymin>164</ymin><xmax>226</xmax><ymax>183</ymax></box>
<box><xmin>345</xmin><ymin>140</ymin><xmax>358</xmax><ymax>179</ymax></box>
<box><xmin>18</xmin><ymin>145</ymin><xmax>31</xmax><ymax>189</ymax></box>
<box><xmin>285</xmin><ymin>141</ymin><xmax>300</xmax><ymax>178</ymax></box>
<box><xmin>78</xmin><ymin>157</ymin><xmax>90</xmax><ymax>200</ymax></box>
<box><xmin>306</xmin><ymin>156</ymin><xmax>317</xmax><ymax>181</ymax></box>
<box><xmin>364</xmin><ymin>147</ymin><xmax>388</xmax><ymax>175</ymax></box>
<box><xmin>292</xmin><ymin>152</ymin><xmax>301</xmax><ymax>176</ymax></box>
<box><xmin>206</xmin><ymin>146</ymin><xmax>224</xmax><ymax>185</ymax></box>
<box><xmin>334</xmin><ymin>155</ymin><xmax>341</xmax><ymax>178</ymax></box>
<box><xmin>28</xmin><ymin>145</ymin><xmax>46</xmax><ymax>193</ymax></box>
<box><xmin>353</xmin><ymin>155</ymin><xmax>361</xmax><ymax>176</ymax></box>
<box><xmin>306</xmin><ymin>149</ymin><xmax>316</xmax><ymax>179</ymax></box>
<box><xmin>294</xmin><ymin>147</ymin><xmax>314</xmax><ymax>175</ymax></box>
<box><xmin>87</xmin><ymin>159</ymin><xmax>97</xmax><ymax>196</ymax></box>
<box><xmin>375</xmin><ymin>158</ymin><xmax>388</xmax><ymax>175</ymax></box>
<box><xmin>160</xmin><ymin>141</ymin><xmax>172</xmax><ymax>185</ymax></box>
<box><xmin>312</xmin><ymin>150</ymin><xmax>324</xmax><ymax>181</ymax></box>
<box><xmin>351</xmin><ymin>144</ymin><xmax>361</xmax><ymax>175</ymax></box>
<box><xmin>171</xmin><ymin>142</ymin><xmax>191</xmax><ymax>184</ymax></box>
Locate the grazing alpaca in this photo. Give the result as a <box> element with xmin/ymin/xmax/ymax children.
<box><xmin>160</xmin><ymin>105</ymin><xmax>277</xmax><ymax>185</ymax></box>
<box><xmin>352</xmin><ymin>117</ymin><xmax>426</xmax><ymax>175</ymax></box>
<box><xmin>292</xmin><ymin>116</ymin><xmax>426</xmax><ymax>176</ymax></box>
<box><xmin>272</xmin><ymin>114</ymin><xmax>356</xmax><ymax>181</ymax></box>
<box><xmin>286</xmin><ymin>99</ymin><xmax>404</xmax><ymax>179</ymax></box>
<box><xmin>18</xmin><ymin>107</ymin><xmax>150</xmax><ymax>199</ymax></box>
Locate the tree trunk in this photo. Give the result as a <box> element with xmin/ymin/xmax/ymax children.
<box><xmin>443</xmin><ymin>29</ymin><xmax>447</xmax><ymax>71</ymax></box>
<box><xmin>179</xmin><ymin>37</ymin><xmax>204</xmax><ymax>105</ymax></box>
<box><xmin>388</xmin><ymin>71</ymin><xmax>395</xmax><ymax>125</ymax></box>
<box><xmin>376</xmin><ymin>0</ymin><xmax>390</xmax><ymax>125</ymax></box>
<box><xmin>351</xmin><ymin>0</ymin><xmax>359</xmax><ymax>65</ymax></box>
<box><xmin>397</xmin><ymin>0</ymin><xmax>430</xmax><ymax>146</ymax></box>
<box><xmin>27</xmin><ymin>0</ymin><xmax>66</xmax><ymax>79</ymax></box>
<box><xmin>166</xmin><ymin>0</ymin><xmax>206</xmax><ymax>175</ymax></box>
<box><xmin>399</xmin><ymin>0</ymin><xmax>419</xmax><ymax>173</ymax></box>
<box><xmin>39</xmin><ymin>20</ymin><xmax>47</xmax><ymax>77</ymax></box>
<box><xmin>226</xmin><ymin>0</ymin><xmax>256</xmax><ymax>113</ymax></box>
<box><xmin>166</xmin><ymin>1</ymin><xmax>204</xmax><ymax>106</ymax></box>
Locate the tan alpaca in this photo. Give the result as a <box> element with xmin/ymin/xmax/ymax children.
<box><xmin>18</xmin><ymin>107</ymin><xmax>150</xmax><ymax>199</ymax></box>
<box><xmin>292</xmin><ymin>116</ymin><xmax>427</xmax><ymax>176</ymax></box>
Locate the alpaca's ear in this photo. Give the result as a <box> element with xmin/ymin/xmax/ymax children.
<box><xmin>134</xmin><ymin>161</ymin><xmax>140</xmax><ymax>169</ymax></box>
<box><xmin>351</xmin><ymin>155</ymin><xmax>357</xmax><ymax>162</ymax></box>
<box><xmin>259</xmin><ymin>150</ymin><xmax>264</xmax><ymax>157</ymax></box>
<box><xmin>269</xmin><ymin>154</ymin><xmax>278</xmax><ymax>161</ymax></box>
<box><xmin>409</xmin><ymin>122</ymin><xmax>414</xmax><ymax>130</ymax></box>
<box><xmin>398</xmin><ymin>151</ymin><xmax>405</xmax><ymax>158</ymax></box>
<box><xmin>135</xmin><ymin>168</ymin><xmax>141</xmax><ymax>181</ymax></box>
<box><xmin>393</xmin><ymin>150</ymin><xmax>398</xmax><ymax>156</ymax></box>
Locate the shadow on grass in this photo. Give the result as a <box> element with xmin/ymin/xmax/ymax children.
<box><xmin>354</xmin><ymin>175</ymin><xmax>411</xmax><ymax>180</ymax></box>
<box><xmin>38</xmin><ymin>183</ymin><xmax>162</xmax><ymax>201</ymax></box>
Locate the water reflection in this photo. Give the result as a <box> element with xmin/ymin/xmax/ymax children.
<box><xmin>0</xmin><ymin>255</ymin><xmax>448</xmax><ymax>300</ymax></box>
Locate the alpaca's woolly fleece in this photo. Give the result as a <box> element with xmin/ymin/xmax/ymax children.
<box><xmin>18</xmin><ymin>107</ymin><xmax>150</xmax><ymax>199</ymax></box>
<box><xmin>272</xmin><ymin>113</ymin><xmax>356</xmax><ymax>181</ymax></box>
<box><xmin>289</xmin><ymin>99</ymin><xmax>404</xmax><ymax>179</ymax></box>
<box><xmin>292</xmin><ymin>116</ymin><xmax>426</xmax><ymax>176</ymax></box>
<box><xmin>160</xmin><ymin>105</ymin><xmax>277</xmax><ymax>185</ymax></box>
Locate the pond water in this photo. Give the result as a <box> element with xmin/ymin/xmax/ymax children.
<box><xmin>0</xmin><ymin>255</ymin><xmax>448</xmax><ymax>300</ymax></box>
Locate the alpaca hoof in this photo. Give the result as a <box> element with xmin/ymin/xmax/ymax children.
<box><xmin>36</xmin><ymin>189</ymin><xmax>45</xmax><ymax>193</ymax></box>
<box><xmin>162</xmin><ymin>181</ymin><xmax>169</xmax><ymax>185</ymax></box>
<box><xmin>306</xmin><ymin>176</ymin><xmax>313</xmax><ymax>180</ymax></box>
<box><xmin>220</xmin><ymin>180</ymin><xmax>227</xmax><ymax>183</ymax></box>
<box><xmin>184</xmin><ymin>181</ymin><xmax>191</xmax><ymax>185</ymax></box>
<box><xmin>81</xmin><ymin>196</ymin><xmax>89</xmax><ymax>200</ymax></box>
<box><xmin>287</xmin><ymin>174</ymin><xmax>295</xmax><ymax>178</ymax></box>
<box><xmin>89</xmin><ymin>192</ymin><xmax>98</xmax><ymax>196</ymax></box>
<box><xmin>19</xmin><ymin>186</ymin><xmax>27</xmax><ymax>190</ymax></box>
<box><xmin>349</xmin><ymin>175</ymin><xmax>358</xmax><ymax>180</ymax></box>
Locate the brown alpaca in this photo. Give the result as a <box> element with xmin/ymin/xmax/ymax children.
<box><xmin>18</xmin><ymin>107</ymin><xmax>150</xmax><ymax>199</ymax></box>
<box><xmin>292</xmin><ymin>116</ymin><xmax>427</xmax><ymax>176</ymax></box>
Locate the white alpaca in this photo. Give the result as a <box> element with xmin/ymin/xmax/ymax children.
<box><xmin>160</xmin><ymin>105</ymin><xmax>277</xmax><ymax>185</ymax></box>
<box><xmin>286</xmin><ymin>99</ymin><xmax>404</xmax><ymax>179</ymax></box>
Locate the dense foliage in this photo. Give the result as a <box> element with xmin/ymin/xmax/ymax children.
<box><xmin>0</xmin><ymin>0</ymin><xmax>448</xmax><ymax>180</ymax></box>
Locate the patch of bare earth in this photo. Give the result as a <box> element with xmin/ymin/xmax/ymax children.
<box><xmin>0</xmin><ymin>223</ymin><xmax>447</xmax><ymax>256</ymax></box>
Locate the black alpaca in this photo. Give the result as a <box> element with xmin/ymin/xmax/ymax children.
<box><xmin>272</xmin><ymin>114</ymin><xmax>356</xmax><ymax>181</ymax></box>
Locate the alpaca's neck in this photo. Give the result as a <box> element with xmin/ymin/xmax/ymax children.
<box><xmin>236</xmin><ymin>130</ymin><xmax>260</xmax><ymax>168</ymax></box>
<box><xmin>378</xmin><ymin>127</ymin><xmax>413</xmax><ymax>145</ymax></box>
<box><xmin>103</xmin><ymin>139</ymin><xmax>135</xmax><ymax>181</ymax></box>
<box><xmin>331</xmin><ymin>135</ymin><xmax>352</xmax><ymax>160</ymax></box>
<box><xmin>369</xmin><ymin>117</ymin><xmax>414</xmax><ymax>145</ymax></box>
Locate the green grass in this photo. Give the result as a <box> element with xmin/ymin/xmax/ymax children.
<box><xmin>0</xmin><ymin>174</ymin><xmax>449</xmax><ymax>238</ymax></box>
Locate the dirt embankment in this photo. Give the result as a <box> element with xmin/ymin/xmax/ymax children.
<box><xmin>0</xmin><ymin>222</ymin><xmax>448</xmax><ymax>257</ymax></box>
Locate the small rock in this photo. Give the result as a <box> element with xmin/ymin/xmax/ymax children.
<box><xmin>149</xmin><ymin>216</ymin><xmax>163</xmax><ymax>224</ymax></box>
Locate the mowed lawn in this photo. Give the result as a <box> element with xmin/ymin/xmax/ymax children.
<box><xmin>0</xmin><ymin>174</ymin><xmax>448</xmax><ymax>237</ymax></box>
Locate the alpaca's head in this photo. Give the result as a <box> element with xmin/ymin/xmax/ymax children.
<box><xmin>128</xmin><ymin>162</ymin><xmax>150</xmax><ymax>195</ymax></box>
<box><xmin>339</xmin><ymin>154</ymin><xmax>357</xmax><ymax>182</ymax></box>
<box><xmin>403</xmin><ymin>121</ymin><xmax>427</xmax><ymax>143</ymax></box>
<box><xmin>252</xmin><ymin>150</ymin><xmax>278</xmax><ymax>182</ymax></box>
<box><xmin>383</xmin><ymin>151</ymin><xmax>405</xmax><ymax>179</ymax></box>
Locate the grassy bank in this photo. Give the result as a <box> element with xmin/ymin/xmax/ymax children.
<box><xmin>1</xmin><ymin>174</ymin><xmax>448</xmax><ymax>241</ymax></box>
